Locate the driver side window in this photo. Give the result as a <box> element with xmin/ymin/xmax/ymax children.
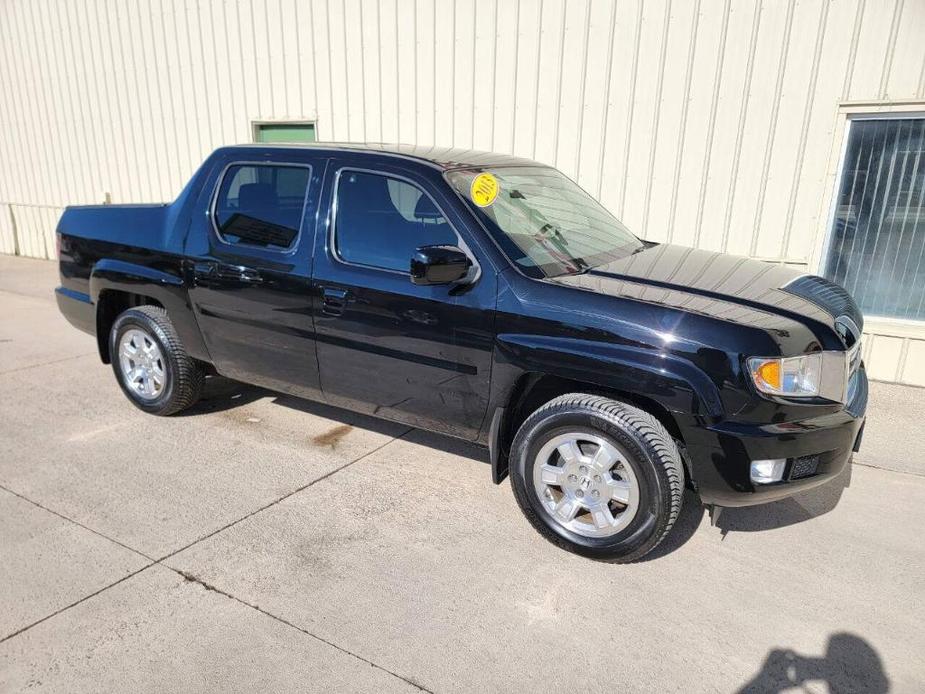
<box><xmin>334</xmin><ymin>171</ymin><xmax>457</xmax><ymax>272</ymax></box>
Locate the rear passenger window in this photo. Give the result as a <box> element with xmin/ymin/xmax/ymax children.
<box><xmin>334</xmin><ymin>171</ymin><xmax>457</xmax><ymax>272</ymax></box>
<box><xmin>213</xmin><ymin>164</ymin><xmax>310</xmax><ymax>250</ymax></box>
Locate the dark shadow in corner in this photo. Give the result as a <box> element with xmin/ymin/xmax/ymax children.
<box><xmin>738</xmin><ymin>632</ymin><xmax>889</xmax><ymax>694</ymax></box>
<box><xmin>716</xmin><ymin>460</ymin><xmax>852</xmax><ymax>537</ymax></box>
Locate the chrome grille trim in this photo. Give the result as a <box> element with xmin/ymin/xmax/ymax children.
<box><xmin>846</xmin><ymin>359</ymin><xmax>868</xmax><ymax>418</ymax></box>
<box><xmin>844</xmin><ymin>338</ymin><xmax>863</xmax><ymax>404</ymax></box>
<box><xmin>836</xmin><ymin>315</ymin><xmax>862</xmax><ymax>346</ymax></box>
<box><xmin>782</xmin><ymin>274</ymin><xmax>864</xmax><ymax>340</ymax></box>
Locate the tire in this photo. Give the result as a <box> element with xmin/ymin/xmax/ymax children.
<box><xmin>509</xmin><ymin>393</ymin><xmax>684</xmax><ymax>562</ymax></box>
<box><xmin>109</xmin><ymin>306</ymin><xmax>204</xmax><ymax>416</ymax></box>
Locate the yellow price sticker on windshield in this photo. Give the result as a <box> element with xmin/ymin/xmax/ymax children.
<box><xmin>470</xmin><ymin>173</ymin><xmax>499</xmax><ymax>207</ymax></box>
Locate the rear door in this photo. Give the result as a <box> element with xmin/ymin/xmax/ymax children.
<box><xmin>186</xmin><ymin>155</ymin><xmax>327</xmax><ymax>398</ymax></box>
<box><xmin>311</xmin><ymin>159</ymin><xmax>497</xmax><ymax>439</ymax></box>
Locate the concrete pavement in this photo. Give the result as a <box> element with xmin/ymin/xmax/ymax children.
<box><xmin>1</xmin><ymin>254</ymin><xmax>923</xmax><ymax>692</ymax></box>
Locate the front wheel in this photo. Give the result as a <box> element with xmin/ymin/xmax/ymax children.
<box><xmin>510</xmin><ymin>394</ymin><xmax>684</xmax><ymax>562</ymax></box>
<box><xmin>109</xmin><ymin>306</ymin><xmax>204</xmax><ymax>416</ymax></box>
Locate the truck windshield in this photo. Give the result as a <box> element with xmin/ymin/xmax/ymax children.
<box><xmin>446</xmin><ymin>166</ymin><xmax>643</xmax><ymax>278</ymax></box>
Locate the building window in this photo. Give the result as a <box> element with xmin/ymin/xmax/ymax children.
<box><xmin>824</xmin><ymin>116</ymin><xmax>925</xmax><ymax>320</ymax></box>
<box><xmin>213</xmin><ymin>164</ymin><xmax>311</xmax><ymax>250</ymax></box>
<box><xmin>253</xmin><ymin>121</ymin><xmax>316</xmax><ymax>143</ymax></box>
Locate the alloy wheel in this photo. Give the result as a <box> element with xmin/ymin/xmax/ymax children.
<box><xmin>118</xmin><ymin>328</ymin><xmax>166</xmax><ymax>400</ymax></box>
<box><xmin>532</xmin><ymin>432</ymin><xmax>640</xmax><ymax>538</ymax></box>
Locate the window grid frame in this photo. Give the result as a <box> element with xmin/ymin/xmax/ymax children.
<box><xmin>209</xmin><ymin>160</ymin><xmax>314</xmax><ymax>255</ymax></box>
<box><xmin>819</xmin><ymin>111</ymin><xmax>925</xmax><ymax>324</ymax></box>
<box><xmin>329</xmin><ymin>166</ymin><xmax>468</xmax><ymax>276</ymax></box>
<box><xmin>251</xmin><ymin>120</ymin><xmax>318</xmax><ymax>144</ymax></box>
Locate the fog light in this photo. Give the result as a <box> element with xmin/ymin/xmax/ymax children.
<box><xmin>750</xmin><ymin>459</ymin><xmax>786</xmax><ymax>484</ymax></box>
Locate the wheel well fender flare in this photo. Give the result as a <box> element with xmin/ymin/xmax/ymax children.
<box><xmin>487</xmin><ymin>334</ymin><xmax>725</xmax><ymax>482</ymax></box>
<box><xmin>89</xmin><ymin>259</ymin><xmax>184</xmax><ymax>303</ymax></box>
<box><xmin>89</xmin><ymin>259</ymin><xmax>208</xmax><ymax>363</ymax></box>
<box><xmin>495</xmin><ymin>334</ymin><xmax>724</xmax><ymax>415</ymax></box>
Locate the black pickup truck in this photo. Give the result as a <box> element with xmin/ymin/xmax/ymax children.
<box><xmin>56</xmin><ymin>143</ymin><xmax>867</xmax><ymax>561</ymax></box>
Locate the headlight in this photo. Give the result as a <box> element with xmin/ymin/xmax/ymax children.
<box><xmin>748</xmin><ymin>354</ymin><xmax>824</xmax><ymax>397</ymax></box>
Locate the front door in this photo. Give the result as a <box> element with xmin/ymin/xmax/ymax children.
<box><xmin>187</xmin><ymin>158</ymin><xmax>325</xmax><ymax>398</ymax></box>
<box><xmin>311</xmin><ymin>161</ymin><xmax>497</xmax><ymax>439</ymax></box>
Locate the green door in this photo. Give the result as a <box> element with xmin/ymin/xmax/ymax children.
<box><xmin>254</xmin><ymin>123</ymin><xmax>316</xmax><ymax>143</ymax></box>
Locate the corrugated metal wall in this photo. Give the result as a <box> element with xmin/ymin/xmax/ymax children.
<box><xmin>1</xmin><ymin>0</ymin><xmax>924</xmax><ymax>383</ymax></box>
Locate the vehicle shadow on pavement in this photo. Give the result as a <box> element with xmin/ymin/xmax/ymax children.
<box><xmin>637</xmin><ymin>489</ymin><xmax>705</xmax><ymax>561</ymax></box>
<box><xmin>175</xmin><ymin>376</ymin><xmax>855</xmax><ymax>562</ymax></box>
<box><xmin>737</xmin><ymin>632</ymin><xmax>889</xmax><ymax>693</ymax></box>
<box><xmin>271</xmin><ymin>393</ymin><xmax>443</xmax><ymax>440</ymax></box>
<box><xmin>716</xmin><ymin>462</ymin><xmax>853</xmax><ymax>537</ymax></box>
<box><xmin>176</xmin><ymin>375</ymin><xmax>493</xmax><ymax>451</ymax></box>
<box><xmin>178</xmin><ymin>375</ymin><xmax>268</xmax><ymax>415</ymax></box>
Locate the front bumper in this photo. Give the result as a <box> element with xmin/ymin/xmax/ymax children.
<box><xmin>685</xmin><ymin>365</ymin><xmax>868</xmax><ymax>507</ymax></box>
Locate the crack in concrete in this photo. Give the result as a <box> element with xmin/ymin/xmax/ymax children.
<box><xmin>0</xmin><ymin>484</ymin><xmax>156</xmax><ymax>562</ymax></box>
<box><xmin>174</xmin><ymin>569</ymin><xmax>433</xmax><ymax>693</ymax></box>
<box><xmin>851</xmin><ymin>459</ymin><xmax>925</xmax><ymax>478</ymax></box>
<box><xmin>0</xmin><ymin>563</ymin><xmax>157</xmax><ymax>645</ymax></box>
<box><xmin>0</xmin><ymin>429</ymin><xmax>428</xmax><ymax>691</ymax></box>
<box><xmin>154</xmin><ymin>427</ymin><xmax>412</xmax><ymax>565</ymax></box>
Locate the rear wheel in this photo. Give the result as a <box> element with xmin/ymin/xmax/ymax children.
<box><xmin>109</xmin><ymin>306</ymin><xmax>204</xmax><ymax>416</ymax></box>
<box><xmin>510</xmin><ymin>394</ymin><xmax>684</xmax><ymax>562</ymax></box>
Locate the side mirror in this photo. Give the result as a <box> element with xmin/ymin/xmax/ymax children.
<box><xmin>410</xmin><ymin>245</ymin><xmax>472</xmax><ymax>285</ymax></box>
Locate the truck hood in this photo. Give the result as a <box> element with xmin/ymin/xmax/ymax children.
<box><xmin>546</xmin><ymin>243</ymin><xmax>861</xmax><ymax>346</ymax></box>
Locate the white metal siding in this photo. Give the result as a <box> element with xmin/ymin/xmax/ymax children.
<box><xmin>1</xmin><ymin>0</ymin><xmax>924</xmax><ymax>383</ymax></box>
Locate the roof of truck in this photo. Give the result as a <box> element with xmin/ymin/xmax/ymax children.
<box><xmin>224</xmin><ymin>142</ymin><xmax>544</xmax><ymax>171</ymax></box>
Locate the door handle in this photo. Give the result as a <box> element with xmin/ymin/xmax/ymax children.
<box><xmin>218</xmin><ymin>264</ymin><xmax>263</xmax><ymax>284</ymax></box>
<box><xmin>321</xmin><ymin>287</ymin><xmax>349</xmax><ymax>316</ymax></box>
<box><xmin>236</xmin><ymin>267</ymin><xmax>264</xmax><ymax>284</ymax></box>
<box><xmin>192</xmin><ymin>262</ymin><xmax>263</xmax><ymax>284</ymax></box>
<box><xmin>192</xmin><ymin>261</ymin><xmax>217</xmax><ymax>285</ymax></box>
<box><xmin>193</xmin><ymin>261</ymin><xmax>216</xmax><ymax>276</ymax></box>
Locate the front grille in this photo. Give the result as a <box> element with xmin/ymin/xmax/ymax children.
<box><xmin>784</xmin><ymin>275</ymin><xmax>864</xmax><ymax>344</ymax></box>
<box><xmin>789</xmin><ymin>455</ymin><xmax>820</xmax><ymax>480</ymax></box>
